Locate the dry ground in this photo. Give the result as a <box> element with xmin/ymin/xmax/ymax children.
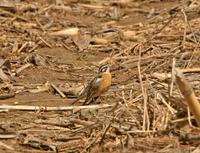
<box><xmin>0</xmin><ymin>0</ymin><xmax>200</xmax><ymax>152</ymax></box>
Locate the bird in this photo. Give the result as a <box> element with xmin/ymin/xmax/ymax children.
<box><xmin>72</xmin><ymin>64</ymin><xmax>111</xmax><ymax>105</ymax></box>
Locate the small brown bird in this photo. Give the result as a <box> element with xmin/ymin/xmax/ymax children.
<box><xmin>72</xmin><ymin>64</ymin><xmax>111</xmax><ymax>105</ymax></box>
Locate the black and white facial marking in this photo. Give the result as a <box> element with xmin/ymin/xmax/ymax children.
<box><xmin>99</xmin><ymin>64</ymin><xmax>110</xmax><ymax>73</ymax></box>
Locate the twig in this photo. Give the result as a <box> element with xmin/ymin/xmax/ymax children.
<box><xmin>187</xmin><ymin>106</ymin><xmax>193</xmax><ymax>127</ymax></box>
<box><xmin>99</xmin><ymin>121</ymin><xmax>111</xmax><ymax>145</ymax></box>
<box><xmin>0</xmin><ymin>8</ymin><xmax>29</xmax><ymax>22</ymax></box>
<box><xmin>38</xmin><ymin>5</ymin><xmax>53</xmax><ymax>14</ymax></box>
<box><xmin>35</xmin><ymin>18</ymin><xmax>45</xmax><ymax>32</ymax></box>
<box><xmin>181</xmin><ymin>9</ymin><xmax>187</xmax><ymax>49</ymax></box>
<box><xmin>181</xmin><ymin>68</ymin><xmax>200</xmax><ymax>73</ymax></box>
<box><xmin>0</xmin><ymin>93</ymin><xmax>15</xmax><ymax>100</ymax></box>
<box><xmin>152</xmin><ymin>68</ymin><xmax>200</xmax><ymax>81</ymax></box>
<box><xmin>17</xmin><ymin>42</ymin><xmax>28</xmax><ymax>53</ymax></box>
<box><xmin>0</xmin><ymin>133</ymin><xmax>16</xmax><ymax>139</ymax></box>
<box><xmin>127</xmin><ymin>130</ymin><xmax>157</xmax><ymax>134</ymax></box>
<box><xmin>0</xmin><ymin>104</ymin><xmax>113</xmax><ymax>112</ymax></box>
<box><xmin>171</xmin><ymin>115</ymin><xmax>195</xmax><ymax>123</ymax></box>
<box><xmin>0</xmin><ymin>141</ymin><xmax>14</xmax><ymax>150</ymax></box>
<box><xmin>120</xmin><ymin>86</ymin><xmax>135</xmax><ymax>118</ymax></box>
<box><xmin>175</xmin><ymin>69</ymin><xmax>200</xmax><ymax>126</ymax></box>
<box><xmin>50</xmin><ymin>83</ymin><xmax>66</xmax><ymax>98</ymax></box>
<box><xmin>28</xmin><ymin>40</ymin><xmax>42</xmax><ymax>53</ymax></box>
<box><xmin>123</xmin><ymin>53</ymin><xmax>175</xmax><ymax>65</ymax></box>
<box><xmin>62</xmin><ymin>41</ymin><xmax>73</xmax><ymax>51</ymax></box>
<box><xmin>157</xmin><ymin>93</ymin><xmax>177</xmax><ymax>115</ymax></box>
<box><xmin>170</xmin><ymin>58</ymin><xmax>176</xmax><ymax>96</ymax></box>
<box><xmin>69</xmin><ymin>118</ymin><xmax>95</xmax><ymax>126</ymax></box>
<box><xmin>54</xmin><ymin>136</ymin><xmax>82</xmax><ymax>142</ymax></box>
<box><xmin>15</xmin><ymin>63</ymin><xmax>32</xmax><ymax>75</ymax></box>
<box><xmin>39</xmin><ymin>36</ymin><xmax>52</xmax><ymax>48</ymax></box>
<box><xmin>49</xmin><ymin>28</ymin><xmax>79</xmax><ymax>36</ymax></box>
<box><xmin>78</xmin><ymin>3</ymin><xmax>105</xmax><ymax>9</ymax></box>
<box><xmin>149</xmin><ymin>12</ymin><xmax>178</xmax><ymax>41</ymax></box>
<box><xmin>83</xmin><ymin>132</ymin><xmax>101</xmax><ymax>153</ymax></box>
<box><xmin>138</xmin><ymin>45</ymin><xmax>149</xmax><ymax>131</ymax></box>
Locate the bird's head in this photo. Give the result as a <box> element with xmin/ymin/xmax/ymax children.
<box><xmin>99</xmin><ymin>64</ymin><xmax>110</xmax><ymax>73</ymax></box>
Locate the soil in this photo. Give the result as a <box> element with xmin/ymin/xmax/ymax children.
<box><xmin>0</xmin><ymin>0</ymin><xmax>200</xmax><ymax>153</ymax></box>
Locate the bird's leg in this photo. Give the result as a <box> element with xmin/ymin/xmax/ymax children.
<box><xmin>83</xmin><ymin>96</ymin><xmax>99</xmax><ymax>105</ymax></box>
<box><xmin>92</xmin><ymin>96</ymin><xmax>99</xmax><ymax>103</ymax></box>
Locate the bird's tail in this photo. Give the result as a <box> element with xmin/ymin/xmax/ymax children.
<box><xmin>71</xmin><ymin>88</ymin><xmax>87</xmax><ymax>105</ymax></box>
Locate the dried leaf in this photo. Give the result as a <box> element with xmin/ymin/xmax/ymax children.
<box><xmin>25</xmin><ymin>53</ymin><xmax>50</xmax><ymax>66</ymax></box>
<box><xmin>91</xmin><ymin>38</ymin><xmax>109</xmax><ymax>44</ymax></box>
<box><xmin>49</xmin><ymin>28</ymin><xmax>79</xmax><ymax>36</ymax></box>
<box><xmin>0</xmin><ymin>59</ymin><xmax>12</xmax><ymax>82</ymax></box>
<box><xmin>73</xmin><ymin>34</ymin><xmax>91</xmax><ymax>51</ymax></box>
<box><xmin>29</xmin><ymin>82</ymin><xmax>50</xmax><ymax>93</ymax></box>
<box><xmin>0</xmin><ymin>0</ymin><xmax>16</xmax><ymax>13</ymax></box>
<box><xmin>123</xmin><ymin>30</ymin><xmax>136</xmax><ymax>40</ymax></box>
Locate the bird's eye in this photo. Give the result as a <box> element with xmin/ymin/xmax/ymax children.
<box><xmin>99</xmin><ymin>65</ymin><xmax>109</xmax><ymax>72</ymax></box>
<box><xmin>102</xmin><ymin>67</ymin><xmax>107</xmax><ymax>72</ymax></box>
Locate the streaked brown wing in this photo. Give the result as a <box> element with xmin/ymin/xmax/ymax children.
<box><xmin>84</xmin><ymin>75</ymin><xmax>102</xmax><ymax>104</ymax></box>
